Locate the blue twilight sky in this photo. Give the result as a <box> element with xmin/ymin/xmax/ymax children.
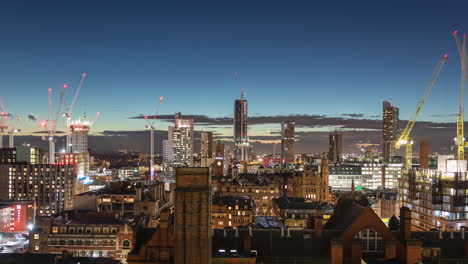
<box><xmin>0</xmin><ymin>0</ymin><xmax>467</xmax><ymax>135</ymax></box>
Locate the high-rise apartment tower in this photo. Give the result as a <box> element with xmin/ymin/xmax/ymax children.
<box><xmin>383</xmin><ymin>101</ymin><xmax>399</xmax><ymax>161</ymax></box>
<box><xmin>234</xmin><ymin>91</ymin><xmax>250</xmax><ymax>162</ymax></box>
<box><xmin>281</xmin><ymin>121</ymin><xmax>295</xmax><ymax>160</ymax></box>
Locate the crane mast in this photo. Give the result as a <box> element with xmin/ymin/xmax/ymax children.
<box><xmin>65</xmin><ymin>72</ymin><xmax>87</xmax><ymax>153</ymax></box>
<box><xmin>453</xmin><ymin>31</ymin><xmax>467</xmax><ymax>160</ymax></box>
<box><xmin>44</xmin><ymin>85</ymin><xmax>67</xmax><ymax>164</ymax></box>
<box><xmin>0</xmin><ymin>97</ymin><xmax>21</xmax><ymax>148</ymax></box>
<box><xmin>395</xmin><ymin>54</ymin><xmax>448</xmax><ymax>171</ymax></box>
<box><xmin>145</xmin><ymin>96</ymin><xmax>164</xmax><ymax>180</ymax></box>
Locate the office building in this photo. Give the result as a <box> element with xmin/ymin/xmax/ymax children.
<box><xmin>328</xmin><ymin>130</ymin><xmax>342</xmax><ymax>163</ymax></box>
<box><xmin>174</xmin><ymin>167</ymin><xmax>211</xmax><ymax>263</ymax></box>
<box><xmin>383</xmin><ymin>101</ymin><xmax>399</xmax><ymax>161</ymax></box>
<box><xmin>281</xmin><ymin>121</ymin><xmax>295</xmax><ymax>160</ymax></box>
<box><xmin>0</xmin><ymin>164</ymin><xmax>75</xmax><ymax>215</ymax></box>
<box><xmin>70</xmin><ymin>120</ymin><xmax>90</xmax><ymax>154</ymax></box>
<box><xmin>201</xmin><ymin>131</ymin><xmax>213</xmax><ymax>167</ymax></box>
<box><xmin>169</xmin><ymin>113</ymin><xmax>194</xmax><ymax>168</ymax></box>
<box><xmin>162</xmin><ymin>139</ymin><xmax>172</xmax><ymax>163</ymax></box>
<box><xmin>233</xmin><ymin>91</ymin><xmax>250</xmax><ymax>162</ymax></box>
<box><xmin>328</xmin><ymin>159</ymin><xmax>403</xmax><ymax>190</ymax></box>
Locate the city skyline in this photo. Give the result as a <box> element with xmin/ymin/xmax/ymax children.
<box><xmin>1</xmin><ymin>0</ymin><xmax>468</xmax><ymax>154</ymax></box>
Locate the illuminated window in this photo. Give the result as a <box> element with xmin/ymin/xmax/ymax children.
<box><xmin>355</xmin><ymin>229</ymin><xmax>384</xmax><ymax>257</ymax></box>
<box><xmin>34</xmin><ymin>234</ymin><xmax>39</xmax><ymax>239</ymax></box>
<box><xmin>52</xmin><ymin>226</ymin><xmax>58</xmax><ymax>233</ymax></box>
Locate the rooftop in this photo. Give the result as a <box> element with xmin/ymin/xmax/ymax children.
<box><xmin>273</xmin><ymin>197</ymin><xmax>333</xmax><ymax>211</ymax></box>
<box><xmin>213</xmin><ymin>196</ymin><xmax>255</xmax><ymax>209</ymax></box>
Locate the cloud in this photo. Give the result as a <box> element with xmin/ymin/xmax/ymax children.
<box><xmin>28</xmin><ymin>115</ymin><xmax>37</xmax><ymax>121</ymax></box>
<box><xmin>342</xmin><ymin>113</ymin><xmax>364</xmax><ymax>118</ymax></box>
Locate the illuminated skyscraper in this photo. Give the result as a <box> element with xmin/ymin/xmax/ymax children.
<box><xmin>70</xmin><ymin>120</ymin><xmax>91</xmax><ymax>154</ymax></box>
<box><xmin>170</xmin><ymin>112</ymin><xmax>194</xmax><ymax>167</ymax></box>
<box><xmin>281</xmin><ymin>121</ymin><xmax>295</xmax><ymax>160</ymax></box>
<box><xmin>234</xmin><ymin>90</ymin><xmax>250</xmax><ymax>162</ymax></box>
<box><xmin>328</xmin><ymin>130</ymin><xmax>342</xmax><ymax>163</ymax></box>
<box><xmin>383</xmin><ymin>101</ymin><xmax>399</xmax><ymax>161</ymax></box>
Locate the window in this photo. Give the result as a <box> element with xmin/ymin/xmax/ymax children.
<box><xmin>34</xmin><ymin>245</ymin><xmax>39</xmax><ymax>251</ymax></box>
<box><xmin>34</xmin><ymin>234</ymin><xmax>39</xmax><ymax>239</ymax></box>
<box><xmin>122</xmin><ymin>240</ymin><xmax>131</xmax><ymax>247</ymax></box>
<box><xmin>52</xmin><ymin>226</ymin><xmax>58</xmax><ymax>233</ymax></box>
<box><xmin>354</xmin><ymin>229</ymin><xmax>384</xmax><ymax>258</ymax></box>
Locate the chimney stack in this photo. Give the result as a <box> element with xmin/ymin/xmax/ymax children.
<box><xmin>315</xmin><ymin>209</ymin><xmax>323</xmax><ymax>237</ymax></box>
<box><xmin>400</xmin><ymin>207</ymin><xmax>412</xmax><ymax>240</ymax></box>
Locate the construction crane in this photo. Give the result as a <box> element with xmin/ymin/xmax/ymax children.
<box><xmin>0</xmin><ymin>97</ymin><xmax>21</xmax><ymax>148</ymax></box>
<box><xmin>453</xmin><ymin>31</ymin><xmax>468</xmax><ymax>160</ymax></box>
<box><xmin>42</xmin><ymin>85</ymin><xmax>67</xmax><ymax>164</ymax></box>
<box><xmin>395</xmin><ymin>54</ymin><xmax>448</xmax><ymax>172</ymax></box>
<box><xmin>145</xmin><ymin>96</ymin><xmax>164</xmax><ymax>180</ymax></box>
<box><xmin>63</xmin><ymin>72</ymin><xmax>87</xmax><ymax>153</ymax></box>
<box><xmin>7</xmin><ymin>115</ymin><xmax>21</xmax><ymax>148</ymax></box>
<box><xmin>0</xmin><ymin>98</ymin><xmax>9</xmax><ymax>148</ymax></box>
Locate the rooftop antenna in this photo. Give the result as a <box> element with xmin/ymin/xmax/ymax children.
<box><xmin>234</xmin><ymin>72</ymin><xmax>245</xmax><ymax>99</ymax></box>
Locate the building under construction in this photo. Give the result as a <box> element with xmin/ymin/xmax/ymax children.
<box><xmin>399</xmin><ymin>163</ymin><xmax>468</xmax><ymax>231</ymax></box>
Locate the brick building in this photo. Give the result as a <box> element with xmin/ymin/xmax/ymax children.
<box><xmin>0</xmin><ymin>200</ymin><xmax>34</xmax><ymax>232</ymax></box>
<box><xmin>220</xmin><ymin>180</ymin><xmax>280</xmax><ymax>216</ymax></box>
<box><xmin>212</xmin><ymin>194</ymin><xmax>434</xmax><ymax>263</ymax></box>
<box><xmin>174</xmin><ymin>167</ymin><xmax>211</xmax><ymax>264</ymax></box>
<box><xmin>272</xmin><ymin>197</ymin><xmax>333</xmax><ymax>229</ymax></box>
<box><xmin>212</xmin><ymin>196</ymin><xmax>254</xmax><ymax>228</ymax></box>
<box><xmin>128</xmin><ymin>209</ymin><xmax>175</xmax><ymax>264</ymax></box>
<box><xmin>29</xmin><ymin>211</ymin><xmax>134</xmax><ymax>264</ymax></box>
<box><xmin>287</xmin><ymin>156</ymin><xmax>330</xmax><ymax>202</ymax></box>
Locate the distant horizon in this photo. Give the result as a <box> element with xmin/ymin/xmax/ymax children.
<box><xmin>0</xmin><ymin>0</ymin><xmax>467</xmax><ymax>155</ymax></box>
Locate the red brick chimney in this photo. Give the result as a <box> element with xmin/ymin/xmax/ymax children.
<box><xmin>400</xmin><ymin>207</ymin><xmax>412</xmax><ymax>240</ymax></box>
<box><xmin>315</xmin><ymin>209</ymin><xmax>323</xmax><ymax>237</ymax></box>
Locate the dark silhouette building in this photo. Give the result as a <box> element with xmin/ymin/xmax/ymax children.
<box><xmin>174</xmin><ymin>168</ymin><xmax>211</xmax><ymax>263</ymax></box>
<box><xmin>383</xmin><ymin>101</ymin><xmax>399</xmax><ymax>161</ymax></box>
<box><xmin>281</xmin><ymin>121</ymin><xmax>295</xmax><ymax>160</ymax></box>
<box><xmin>328</xmin><ymin>130</ymin><xmax>342</xmax><ymax>163</ymax></box>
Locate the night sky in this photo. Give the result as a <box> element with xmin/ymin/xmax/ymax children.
<box><xmin>1</xmin><ymin>0</ymin><xmax>468</xmax><ymax>153</ymax></box>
